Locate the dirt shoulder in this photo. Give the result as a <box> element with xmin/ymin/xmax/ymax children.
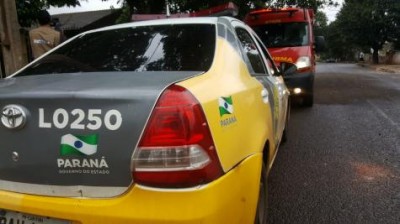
<box><xmin>358</xmin><ymin>63</ymin><xmax>400</xmax><ymax>74</ymax></box>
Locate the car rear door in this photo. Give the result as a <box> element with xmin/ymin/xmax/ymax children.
<box><xmin>232</xmin><ymin>22</ymin><xmax>281</xmax><ymax>147</ymax></box>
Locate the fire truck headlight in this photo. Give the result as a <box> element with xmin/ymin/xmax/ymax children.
<box><xmin>294</xmin><ymin>88</ymin><xmax>302</xmax><ymax>94</ymax></box>
<box><xmin>295</xmin><ymin>56</ymin><xmax>311</xmax><ymax>69</ymax></box>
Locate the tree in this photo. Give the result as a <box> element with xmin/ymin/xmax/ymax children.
<box><xmin>266</xmin><ymin>0</ymin><xmax>338</xmax><ymax>12</ymax></box>
<box><xmin>314</xmin><ymin>10</ymin><xmax>328</xmax><ymax>39</ymax></box>
<box><xmin>315</xmin><ymin>10</ymin><xmax>328</xmax><ymax>28</ymax></box>
<box><xmin>334</xmin><ymin>0</ymin><xmax>400</xmax><ymax>64</ymax></box>
<box><xmin>324</xmin><ymin>21</ymin><xmax>357</xmax><ymax>61</ymax></box>
<box><xmin>16</xmin><ymin>0</ymin><xmax>81</xmax><ymax>27</ymax></box>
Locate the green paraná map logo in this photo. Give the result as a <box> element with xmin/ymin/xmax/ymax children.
<box><xmin>60</xmin><ymin>134</ymin><xmax>98</xmax><ymax>156</ymax></box>
<box><xmin>219</xmin><ymin>96</ymin><xmax>234</xmax><ymax>117</ymax></box>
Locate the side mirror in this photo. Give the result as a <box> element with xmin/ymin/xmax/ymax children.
<box><xmin>278</xmin><ymin>62</ymin><xmax>297</xmax><ymax>76</ymax></box>
<box><xmin>315</xmin><ymin>36</ymin><xmax>326</xmax><ymax>53</ymax></box>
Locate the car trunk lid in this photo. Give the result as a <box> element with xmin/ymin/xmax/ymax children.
<box><xmin>0</xmin><ymin>71</ymin><xmax>200</xmax><ymax>197</ymax></box>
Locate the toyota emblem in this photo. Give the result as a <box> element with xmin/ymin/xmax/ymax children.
<box><xmin>1</xmin><ymin>105</ymin><xmax>27</xmax><ymax>129</ymax></box>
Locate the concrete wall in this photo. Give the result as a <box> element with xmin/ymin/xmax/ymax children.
<box><xmin>393</xmin><ymin>52</ymin><xmax>400</xmax><ymax>64</ymax></box>
<box><xmin>362</xmin><ymin>51</ymin><xmax>400</xmax><ymax>65</ymax></box>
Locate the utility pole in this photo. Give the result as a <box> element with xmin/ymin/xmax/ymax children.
<box><xmin>0</xmin><ymin>0</ymin><xmax>28</xmax><ymax>77</ymax></box>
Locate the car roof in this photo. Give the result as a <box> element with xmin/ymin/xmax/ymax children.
<box><xmin>81</xmin><ymin>17</ymin><xmax>241</xmax><ymax>35</ymax></box>
<box><xmin>92</xmin><ymin>17</ymin><xmax>219</xmax><ymax>32</ymax></box>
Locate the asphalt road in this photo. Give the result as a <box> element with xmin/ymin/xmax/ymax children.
<box><xmin>267</xmin><ymin>63</ymin><xmax>400</xmax><ymax>224</ymax></box>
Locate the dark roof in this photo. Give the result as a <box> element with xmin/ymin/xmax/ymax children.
<box><xmin>52</xmin><ymin>9</ymin><xmax>121</xmax><ymax>30</ymax></box>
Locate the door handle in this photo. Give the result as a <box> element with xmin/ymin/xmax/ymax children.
<box><xmin>261</xmin><ymin>88</ymin><xmax>269</xmax><ymax>104</ymax></box>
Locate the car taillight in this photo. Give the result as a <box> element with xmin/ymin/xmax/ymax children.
<box><xmin>132</xmin><ymin>85</ymin><xmax>223</xmax><ymax>188</ymax></box>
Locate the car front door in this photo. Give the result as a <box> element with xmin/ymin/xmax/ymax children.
<box><xmin>251</xmin><ymin>30</ymin><xmax>289</xmax><ymax>142</ymax></box>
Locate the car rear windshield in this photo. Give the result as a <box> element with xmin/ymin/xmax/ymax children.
<box><xmin>17</xmin><ymin>24</ymin><xmax>216</xmax><ymax>76</ymax></box>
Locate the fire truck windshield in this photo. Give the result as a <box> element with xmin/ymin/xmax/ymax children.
<box><xmin>253</xmin><ymin>22</ymin><xmax>309</xmax><ymax>48</ymax></box>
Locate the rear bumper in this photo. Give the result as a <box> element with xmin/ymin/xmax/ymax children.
<box><xmin>284</xmin><ymin>71</ymin><xmax>314</xmax><ymax>96</ymax></box>
<box><xmin>0</xmin><ymin>155</ymin><xmax>262</xmax><ymax>224</ymax></box>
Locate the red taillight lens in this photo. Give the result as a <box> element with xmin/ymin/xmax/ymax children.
<box><xmin>132</xmin><ymin>85</ymin><xmax>223</xmax><ymax>188</ymax></box>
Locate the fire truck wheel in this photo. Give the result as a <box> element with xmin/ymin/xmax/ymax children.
<box><xmin>303</xmin><ymin>94</ymin><xmax>314</xmax><ymax>107</ymax></box>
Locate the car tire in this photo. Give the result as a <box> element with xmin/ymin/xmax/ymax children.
<box><xmin>303</xmin><ymin>93</ymin><xmax>313</xmax><ymax>107</ymax></box>
<box><xmin>254</xmin><ymin>163</ymin><xmax>268</xmax><ymax>224</ymax></box>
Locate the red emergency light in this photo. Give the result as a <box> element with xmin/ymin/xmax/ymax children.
<box><xmin>245</xmin><ymin>7</ymin><xmax>314</xmax><ymax>25</ymax></box>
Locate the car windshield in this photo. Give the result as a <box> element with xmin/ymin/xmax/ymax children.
<box><xmin>17</xmin><ymin>24</ymin><xmax>216</xmax><ymax>76</ymax></box>
<box><xmin>253</xmin><ymin>22</ymin><xmax>309</xmax><ymax>48</ymax></box>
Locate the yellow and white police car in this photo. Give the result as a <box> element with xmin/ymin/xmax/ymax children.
<box><xmin>0</xmin><ymin>17</ymin><xmax>290</xmax><ymax>224</ymax></box>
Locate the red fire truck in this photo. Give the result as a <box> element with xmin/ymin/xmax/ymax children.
<box><xmin>244</xmin><ymin>7</ymin><xmax>325</xmax><ymax>107</ymax></box>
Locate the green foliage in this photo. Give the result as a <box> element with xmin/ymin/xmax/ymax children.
<box><xmin>267</xmin><ymin>0</ymin><xmax>339</xmax><ymax>12</ymax></box>
<box><xmin>16</xmin><ymin>0</ymin><xmax>45</xmax><ymax>27</ymax></box>
<box><xmin>324</xmin><ymin>20</ymin><xmax>357</xmax><ymax>61</ymax></box>
<box><xmin>46</xmin><ymin>0</ymin><xmax>80</xmax><ymax>7</ymax></box>
<box><xmin>125</xmin><ymin>0</ymin><xmax>268</xmax><ymax>19</ymax></box>
<box><xmin>123</xmin><ymin>0</ymin><xmax>338</xmax><ymax>21</ymax></box>
<box><xmin>331</xmin><ymin>0</ymin><xmax>400</xmax><ymax>63</ymax></box>
<box><xmin>315</xmin><ymin>11</ymin><xmax>328</xmax><ymax>28</ymax></box>
<box><xmin>16</xmin><ymin>0</ymin><xmax>80</xmax><ymax>27</ymax></box>
<box><xmin>115</xmin><ymin>1</ymin><xmax>131</xmax><ymax>24</ymax></box>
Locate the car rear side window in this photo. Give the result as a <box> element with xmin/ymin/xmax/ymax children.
<box><xmin>235</xmin><ymin>28</ymin><xmax>267</xmax><ymax>75</ymax></box>
<box><xmin>17</xmin><ymin>24</ymin><xmax>216</xmax><ymax>76</ymax></box>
